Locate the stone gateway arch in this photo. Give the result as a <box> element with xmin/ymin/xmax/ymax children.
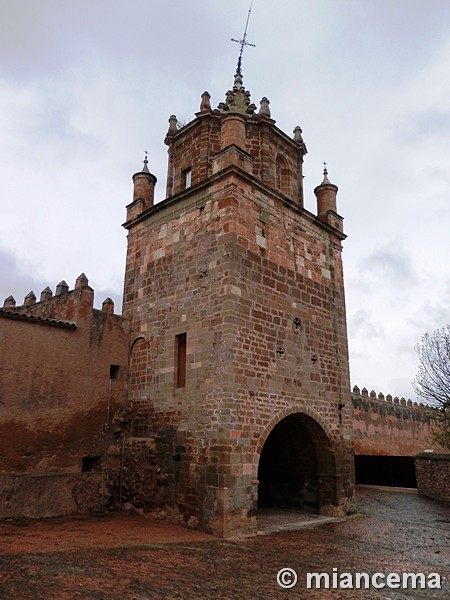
<box><xmin>257</xmin><ymin>410</ymin><xmax>340</xmax><ymax>515</ymax></box>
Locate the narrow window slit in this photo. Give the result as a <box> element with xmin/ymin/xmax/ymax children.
<box><xmin>176</xmin><ymin>333</ymin><xmax>187</xmax><ymax>388</ymax></box>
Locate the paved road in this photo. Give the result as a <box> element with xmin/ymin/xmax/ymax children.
<box><xmin>0</xmin><ymin>487</ymin><xmax>449</xmax><ymax>599</ymax></box>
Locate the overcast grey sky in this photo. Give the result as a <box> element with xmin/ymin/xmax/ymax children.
<box><xmin>1</xmin><ymin>0</ymin><xmax>449</xmax><ymax>400</ymax></box>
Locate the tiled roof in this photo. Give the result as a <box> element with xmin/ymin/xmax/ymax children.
<box><xmin>0</xmin><ymin>309</ymin><xmax>77</xmax><ymax>329</ymax></box>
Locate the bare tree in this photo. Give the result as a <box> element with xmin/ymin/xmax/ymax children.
<box><xmin>412</xmin><ymin>325</ymin><xmax>450</xmax><ymax>450</ymax></box>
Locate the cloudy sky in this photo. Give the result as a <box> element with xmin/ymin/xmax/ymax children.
<box><xmin>1</xmin><ymin>0</ymin><xmax>449</xmax><ymax>401</ymax></box>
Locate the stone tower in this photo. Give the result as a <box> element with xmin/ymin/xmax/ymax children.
<box><xmin>122</xmin><ymin>68</ymin><xmax>355</xmax><ymax>536</ymax></box>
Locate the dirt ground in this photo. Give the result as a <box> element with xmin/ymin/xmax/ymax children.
<box><xmin>0</xmin><ymin>487</ymin><xmax>449</xmax><ymax>599</ymax></box>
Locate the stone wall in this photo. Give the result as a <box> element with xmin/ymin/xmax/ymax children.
<box><xmin>352</xmin><ymin>387</ymin><xmax>443</xmax><ymax>456</ymax></box>
<box><xmin>0</xmin><ymin>276</ymin><xmax>129</xmax><ymax>518</ymax></box>
<box><xmin>0</xmin><ymin>473</ymin><xmax>104</xmax><ymax>519</ymax></box>
<box><xmin>104</xmin><ymin>437</ymin><xmax>171</xmax><ymax>514</ymax></box>
<box><xmin>415</xmin><ymin>453</ymin><xmax>450</xmax><ymax>503</ymax></box>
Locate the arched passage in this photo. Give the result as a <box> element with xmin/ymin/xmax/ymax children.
<box><xmin>257</xmin><ymin>412</ymin><xmax>337</xmax><ymax>513</ymax></box>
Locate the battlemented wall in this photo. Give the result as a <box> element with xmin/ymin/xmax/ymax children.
<box><xmin>352</xmin><ymin>386</ymin><xmax>443</xmax><ymax>456</ymax></box>
<box><xmin>0</xmin><ymin>276</ymin><xmax>129</xmax><ymax>518</ymax></box>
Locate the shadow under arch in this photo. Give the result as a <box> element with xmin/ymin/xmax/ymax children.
<box><xmin>257</xmin><ymin>411</ymin><xmax>337</xmax><ymax>513</ymax></box>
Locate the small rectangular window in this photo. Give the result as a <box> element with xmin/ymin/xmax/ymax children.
<box><xmin>82</xmin><ymin>455</ymin><xmax>101</xmax><ymax>472</ymax></box>
<box><xmin>183</xmin><ymin>168</ymin><xmax>192</xmax><ymax>189</ymax></box>
<box><xmin>176</xmin><ymin>333</ymin><xmax>187</xmax><ymax>388</ymax></box>
<box><xmin>110</xmin><ymin>365</ymin><xmax>120</xmax><ymax>380</ymax></box>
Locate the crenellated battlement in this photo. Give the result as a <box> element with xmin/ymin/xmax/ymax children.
<box><xmin>352</xmin><ymin>385</ymin><xmax>443</xmax><ymax>457</ymax></box>
<box><xmin>351</xmin><ymin>385</ymin><xmax>437</xmax><ymax>413</ymax></box>
<box><xmin>1</xmin><ymin>273</ymin><xmax>117</xmax><ymax>327</ymax></box>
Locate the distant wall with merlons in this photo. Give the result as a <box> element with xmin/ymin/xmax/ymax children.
<box><xmin>352</xmin><ymin>386</ymin><xmax>443</xmax><ymax>456</ymax></box>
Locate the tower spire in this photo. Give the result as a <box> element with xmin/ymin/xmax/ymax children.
<box><xmin>143</xmin><ymin>150</ymin><xmax>150</xmax><ymax>173</ymax></box>
<box><xmin>231</xmin><ymin>0</ymin><xmax>256</xmax><ymax>78</ymax></box>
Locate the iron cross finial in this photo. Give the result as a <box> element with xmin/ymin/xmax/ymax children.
<box><xmin>231</xmin><ymin>0</ymin><xmax>256</xmax><ymax>75</ymax></box>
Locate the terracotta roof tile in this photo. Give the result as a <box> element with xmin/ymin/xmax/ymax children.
<box><xmin>0</xmin><ymin>309</ymin><xmax>77</xmax><ymax>329</ymax></box>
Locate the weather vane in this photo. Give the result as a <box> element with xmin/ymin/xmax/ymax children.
<box><xmin>231</xmin><ymin>0</ymin><xmax>256</xmax><ymax>75</ymax></box>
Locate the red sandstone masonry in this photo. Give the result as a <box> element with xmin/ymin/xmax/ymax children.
<box><xmin>123</xmin><ymin>79</ymin><xmax>354</xmax><ymax>535</ymax></box>
<box><xmin>163</xmin><ymin>104</ymin><xmax>305</xmax><ymax>207</ymax></box>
